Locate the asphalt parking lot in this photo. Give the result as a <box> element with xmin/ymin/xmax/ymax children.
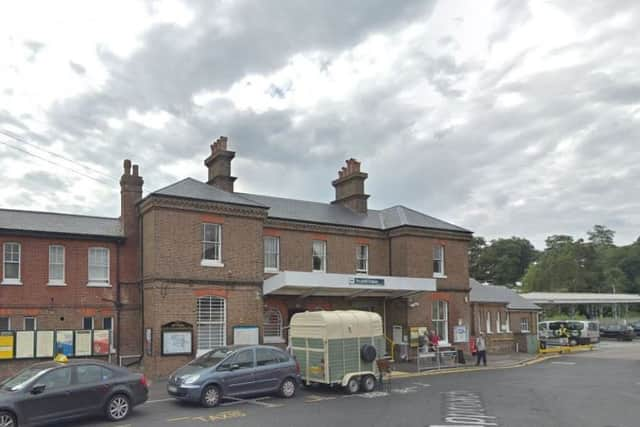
<box><xmin>51</xmin><ymin>340</ymin><xmax>640</xmax><ymax>427</ymax></box>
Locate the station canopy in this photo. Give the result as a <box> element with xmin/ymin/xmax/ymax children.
<box><xmin>520</xmin><ymin>292</ymin><xmax>640</xmax><ymax>305</ymax></box>
<box><xmin>263</xmin><ymin>271</ymin><xmax>436</xmax><ymax>299</ymax></box>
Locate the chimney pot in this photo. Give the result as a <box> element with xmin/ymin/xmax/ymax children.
<box><xmin>132</xmin><ymin>164</ymin><xmax>139</xmax><ymax>177</ymax></box>
<box><xmin>204</xmin><ymin>136</ymin><xmax>236</xmax><ymax>192</ymax></box>
<box><xmin>123</xmin><ymin>159</ymin><xmax>132</xmax><ymax>175</ymax></box>
<box><xmin>331</xmin><ymin>158</ymin><xmax>369</xmax><ymax>213</ymax></box>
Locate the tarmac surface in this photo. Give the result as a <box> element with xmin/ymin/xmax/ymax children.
<box><xmin>51</xmin><ymin>340</ymin><xmax>640</xmax><ymax>427</ymax></box>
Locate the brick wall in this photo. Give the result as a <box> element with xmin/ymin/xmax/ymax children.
<box><xmin>142</xmin><ymin>281</ymin><xmax>262</xmax><ymax>378</ymax></box>
<box><xmin>142</xmin><ymin>206</ymin><xmax>264</xmax><ymax>283</ymax></box>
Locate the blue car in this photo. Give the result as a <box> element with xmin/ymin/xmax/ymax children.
<box><xmin>167</xmin><ymin>345</ymin><xmax>300</xmax><ymax>407</ymax></box>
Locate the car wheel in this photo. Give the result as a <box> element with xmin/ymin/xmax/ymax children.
<box><xmin>0</xmin><ymin>411</ymin><xmax>16</xmax><ymax>427</ymax></box>
<box><xmin>279</xmin><ymin>377</ymin><xmax>297</xmax><ymax>398</ymax></box>
<box><xmin>569</xmin><ymin>339</ymin><xmax>577</xmax><ymax>346</ymax></box>
<box><xmin>106</xmin><ymin>394</ymin><xmax>131</xmax><ymax>422</ymax></box>
<box><xmin>345</xmin><ymin>377</ymin><xmax>360</xmax><ymax>394</ymax></box>
<box><xmin>361</xmin><ymin>375</ymin><xmax>376</xmax><ymax>392</ymax></box>
<box><xmin>201</xmin><ymin>385</ymin><xmax>221</xmax><ymax>408</ymax></box>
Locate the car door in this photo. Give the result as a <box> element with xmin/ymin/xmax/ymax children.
<box><xmin>217</xmin><ymin>348</ymin><xmax>256</xmax><ymax>396</ymax></box>
<box><xmin>23</xmin><ymin>366</ymin><xmax>78</xmax><ymax>425</ymax></box>
<box><xmin>71</xmin><ymin>364</ymin><xmax>113</xmax><ymax>413</ymax></box>
<box><xmin>253</xmin><ymin>348</ymin><xmax>280</xmax><ymax>392</ymax></box>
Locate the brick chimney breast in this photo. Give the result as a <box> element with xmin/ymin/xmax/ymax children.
<box><xmin>204</xmin><ymin>136</ymin><xmax>237</xmax><ymax>192</ymax></box>
<box><xmin>331</xmin><ymin>158</ymin><xmax>369</xmax><ymax>213</ymax></box>
<box><xmin>119</xmin><ymin>159</ymin><xmax>143</xmax><ymax>283</ymax></box>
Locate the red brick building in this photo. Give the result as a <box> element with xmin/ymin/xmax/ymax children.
<box><xmin>1</xmin><ymin>137</ymin><xmax>474</xmax><ymax>379</ymax></box>
<box><xmin>139</xmin><ymin>137</ymin><xmax>473</xmax><ymax>377</ymax></box>
<box><xmin>0</xmin><ymin>161</ymin><xmax>142</xmax><ymax>377</ymax></box>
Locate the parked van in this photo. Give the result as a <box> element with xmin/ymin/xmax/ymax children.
<box><xmin>538</xmin><ymin>320</ymin><xmax>599</xmax><ymax>348</ymax></box>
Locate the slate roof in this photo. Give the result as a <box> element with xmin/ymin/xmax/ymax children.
<box><xmin>469</xmin><ymin>279</ymin><xmax>541</xmax><ymax>310</ymax></box>
<box><xmin>0</xmin><ymin>208</ymin><xmax>122</xmax><ymax>238</ymax></box>
<box><xmin>152</xmin><ymin>178</ymin><xmax>266</xmax><ymax>208</ymax></box>
<box><xmin>148</xmin><ymin>177</ymin><xmax>470</xmax><ymax>233</ymax></box>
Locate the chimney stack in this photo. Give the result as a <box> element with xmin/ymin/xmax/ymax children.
<box><xmin>331</xmin><ymin>158</ymin><xmax>369</xmax><ymax>213</ymax></box>
<box><xmin>120</xmin><ymin>159</ymin><xmax>143</xmax><ymax>282</ymax></box>
<box><xmin>204</xmin><ymin>136</ymin><xmax>236</xmax><ymax>192</ymax></box>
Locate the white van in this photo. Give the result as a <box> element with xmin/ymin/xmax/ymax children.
<box><xmin>538</xmin><ymin>320</ymin><xmax>600</xmax><ymax>348</ymax></box>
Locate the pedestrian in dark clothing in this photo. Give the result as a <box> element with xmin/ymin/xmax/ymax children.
<box><xmin>475</xmin><ymin>333</ymin><xmax>487</xmax><ymax>366</ymax></box>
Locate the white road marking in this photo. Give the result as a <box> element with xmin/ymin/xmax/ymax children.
<box><xmin>145</xmin><ymin>398</ymin><xmax>175</xmax><ymax>404</ymax></box>
<box><xmin>551</xmin><ymin>361</ymin><xmax>576</xmax><ymax>365</ymax></box>
<box><xmin>357</xmin><ymin>391</ymin><xmax>389</xmax><ymax>399</ymax></box>
<box><xmin>412</xmin><ymin>382</ymin><xmax>431</xmax><ymax>388</ymax></box>
<box><xmin>392</xmin><ymin>387</ymin><xmax>418</xmax><ymax>394</ymax></box>
<box><xmin>224</xmin><ymin>396</ymin><xmax>283</xmax><ymax>408</ymax></box>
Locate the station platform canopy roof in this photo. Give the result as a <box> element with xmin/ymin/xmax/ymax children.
<box><xmin>520</xmin><ymin>292</ymin><xmax>640</xmax><ymax>305</ymax></box>
<box><xmin>263</xmin><ymin>271</ymin><xmax>436</xmax><ymax>299</ymax></box>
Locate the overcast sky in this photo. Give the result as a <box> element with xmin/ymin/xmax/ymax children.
<box><xmin>1</xmin><ymin>0</ymin><xmax>639</xmax><ymax>248</ymax></box>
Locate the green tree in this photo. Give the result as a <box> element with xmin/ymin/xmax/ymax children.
<box><xmin>587</xmin><ymin>225</ymin><xmax>615</xmax><ymax>246</ymax></box>
<box><xmin>473</xmin><ymin>237</ymin><xmax>537</xmax><ymax>287</ymax></box>
<box><xmin>469</xmin><ymin>236</ymin><xmax>487</xmax><ymax>281</ymax></box>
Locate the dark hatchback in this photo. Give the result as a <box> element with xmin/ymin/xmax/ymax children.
<box><xmin>167</xmin><ymin>345</ymin><xmax>300</xmax><ymax>407</ymax></box>
<box><xmin>600</xmin><ymin>324</ymin><xmax>635</xmax><ymax>341</ymax></box>
<box><xmin>0</xmin><ymin>359</ymin><xmax>148</xmax><ymax>427</ymax></box>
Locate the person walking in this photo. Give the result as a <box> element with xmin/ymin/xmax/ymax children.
<box><xmin>475</xmin><ymin>333</ymin><xmax>487</xmax><ymax>366</ymax></box>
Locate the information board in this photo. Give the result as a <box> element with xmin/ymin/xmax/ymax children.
<box><xmin>15</xmin><ymin>331</ymin><xmax>35</xmax><ymax>359</ymax></box>
<box><xmin>0</xmin><ymin>332</ymin><xmax>14</xmax><ymax>360</ymax></box>
<box><xmin>93</xmin><ymin>330</ymin><xmax>110</xmax><ymax>355</ymax></box>
<box><xmin>233</xmin><ymin>326</ymin><xmax>259</xmax><ymax>345</ymax></box>
<box><xmin>36</xmin><ymin>330</ymin><xmax>55</xmax><ymax>358</ymax></box>
<box><xmin>453</xmin><ymin>325</ymin><xmax>468</xmax><ymax>343</ymax></box>
<box><xmin>55</xmin><ymin>330</ymin><xmax>74</xmax><ymax>356</ymax></box>
<box><xmin>75</xmin><ymin>330</ymin><xmax>92</xmax><ymax>356</ymax></box>
<box><xmin>162</xmin><ymin>330</ymin><xmax>192</xmax><ymax>355</ymax></box>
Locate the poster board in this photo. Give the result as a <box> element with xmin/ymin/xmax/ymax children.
<box><xmin>409</xmin><ymin>326</ymin><xmax>427</xmax><ymax>348</ymax></box>
<box><xmin>15</xmin><ymin>331</ymin><xmax>35</xmax><ymax>359</ymax></box>
<box><xmin>233</xmin><ymin>326</ymin><xmax>259</xmax><ymax>345</ymax></box>
<box><xmin>75</xmin><ymin>330</ymin><xmax>92</xmax><ymax>356</ymax></box>
<box><xmin>162</xmin><ymin>330</ymin><xmax>192</xmax><ymax>356</ymax></box>
<box><xmin>93</xmin><ymin>330</ymin><xmax>110</xmax><ymax>355</ymax></box>
<box><xmin>55</xmin><ymin>330</ymin><xmax>74</xmax><ymax>356</ymax></box>
<box><xmin>0</xmin><ymin>331</ymin><xmax>15</xmax><ymax>360</ymax></box>
<box><xmin>36</xmin><ymin>330</ymin><xmax>55</xmax><ymax>358</ymax></box>
<box><xmin>145</xmin><ymin>328</ymin><xmax>152</xmax><ymax>356</ymax></box>
<box><xmin>453</xmin><ymin>325</ymin><xmax>468</xmax><ymax>343</ymax></box>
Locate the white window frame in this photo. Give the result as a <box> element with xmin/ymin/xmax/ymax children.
<box><xmin>82</xmin><ymin>316</ymin><xmax>94</xmax><ymax>330</ymax></box>
<box><xmin>201</xmin><ymin>223</ymin><xmax>223</xmax><ymax>267</ymax></box>
<box><xmin>433</xmin><ymin>245</ymin><xmax>446</xmax><ymax>278</ymax></box>
<box><xmin>486</xmin><ymin>312</ymin><xmax>492</xmax><ymax>334</ymax></box>
<box><xmin>264</xmin><ymin>236</ymin><xmax>280</xmax><ymax>272</ymax></box>
<box><xmin>520</xmin><ymin>318</ymin><xmax>530</xmax><ymax>333</ymax></box>
<box><xmin>87</xmin><ymin>247</ymin><xmax>110</xmax><ymax>287</ymax></box>
<box><xmin>2</xmin><ymin>242</ymin><xmax>22</xmax><ymax>285</ymax></box>
<box><xmin>263</xmin><ymin>307</ymin><xmax>284</xmax><ymax>343</ymax></box>
<box><xmin>0</xmin><ymin>317</ymin><xmax>10</xmax><ymax>330</ymax></box>
<box><xmin>24</xmin><ymin>317</ymin><xmax>37</xmax><ymax>331</ymax></box>
<box><xmin>197</xmin><ymin>296</ymin><xmax>226</xmax><ymax>356</ymax></box>
<box><xmin>312</xmin><ymin>240</ymin><xmax>327</xmax><ymax>273</ymax></box>
<box><xmin>496</xmin><ymin>312</ymin><xmax>501</xmax><ymax>333</ymax></box>
<box><xmin>432</xmin><ymin>300</ymin><xmax>449</xmax><ymax>344</ymax></box>
<box><xmin>356</xmin><ymin>244</ymin><xmax>368</xmax><ymax>274</ymax></box>
<box><xmin>505</xmin><ymin>312</ymin><xmax>511</xmax><ymax>333</ymax></box>
<box><xmin>48</xmin><ymin>245</ymin><xmax>66</xmax><ymax>286</ymax></box>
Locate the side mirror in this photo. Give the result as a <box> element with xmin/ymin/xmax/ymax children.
<box><xmin>230</xmin><ymin>363</ymin><xmax>241</xmax><ymax>371</ymax></box>
<box><xmin>31</xmin><ymin>384</ymin><xmax>46</xmax><ymax>395</ymax></box>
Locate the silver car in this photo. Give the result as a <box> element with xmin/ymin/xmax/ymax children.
<box><xmin>167</xmin><ymin>345</ymin><xmax>301</xmax><ymax>407</ymax></box>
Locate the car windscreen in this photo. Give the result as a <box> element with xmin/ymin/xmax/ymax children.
<box><xmin>0</xmin><ymin>366</ymin><xmax>49</xmax><ymax>391</ymax></box>
<box><xmin>567</xmin><ymin>322</ymin><xmax>583</xmax><ymax>330</ymax></box>
<box><xmin>189</xmin><ymin>348</ymin><xmax>233</xmax><ymax>368</ymax></box>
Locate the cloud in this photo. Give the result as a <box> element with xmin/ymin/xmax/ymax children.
<box><xmin>68</xmin><ymin>61</ymin><xmax>86</xmax><ymax>75</ymax></box>
<box><xmin>23</xmin><ymin>40</ymin><xmax>45</xmax><ymax>62</ymax></box>
<box><xmin>2</xmin><ymin>0</ymin><xmax>640</xmax><ymax>249</ymax></box>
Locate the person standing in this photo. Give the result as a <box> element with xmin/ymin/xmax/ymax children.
<box><xmin>475</xmin><ymin>333</ymin><xmax>487</xmax><ymax>366</ymax></box>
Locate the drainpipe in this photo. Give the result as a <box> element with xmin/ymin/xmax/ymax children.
<box><xmin>139</xmin><ymin>212</ymin><xmax>145</xmax><ymax>361</ymax></box>
<box><xmin>116</xmin><ymin>243</ymin><xmax>121</xmax><ymax>364</ymax></box>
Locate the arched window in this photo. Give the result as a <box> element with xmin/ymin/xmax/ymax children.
<box><xmin>263</xmin><ymin>307</ymin><xmax>283</xmax><ymax>343</ymax></box>
<box><xmin>197</xmin><ymin>296</ymin><xmax>226</xmax><ymax>355</ymax></box>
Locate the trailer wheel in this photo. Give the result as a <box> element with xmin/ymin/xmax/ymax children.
<box><xmin>361</xmin><ymin>375</ymin><xmax>376</xmax><ymax>392</ymax></box>
<box><xmin>345</xmin><ymin>377</ymin><xmax>360</xmax><ymax>394</ymax></box>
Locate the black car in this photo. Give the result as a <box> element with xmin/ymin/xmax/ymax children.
<box><xmin>167</xmin><ymin>345</ymin><xmax>301</xmax><ymax>407</ymax></box>
<box><xmin>600</xmin><ymin>324</ymin><xmax>635</xmax><ymax>341</ymax></box>
<box><xmin>631</xmin><ymin>321</ymin><xmax>640</xmax><ymax>336</ymax></box>
<box><xmin>0</xmin><ymin>359</ymin><xmax>148</xmax><ymax>427</ymax></box>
